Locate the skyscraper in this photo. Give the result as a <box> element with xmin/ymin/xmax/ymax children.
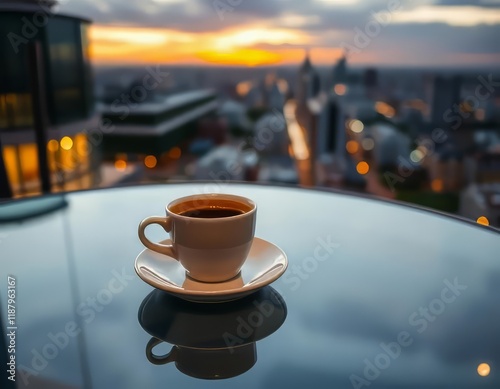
<box><xmin>296</xmin><ymin>51</ymin><xmax>320</xmax><ymax>107</ymax></box>
<box><xmin>0</xmin><ymin>0</ymin><xmax>98</xmax><ymax>197</ymax></box>
<box><xmin>332</xmin><ymin>54</ymin><xmax>347</xmax><ymax>86</ymax></box>
<box><xmin>431</xmin><ymin>75</ymin><xmax>462</xmax><ymax>126</ymax></box>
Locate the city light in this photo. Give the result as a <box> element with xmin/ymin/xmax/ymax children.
<box><xmin>60</xmin><ymin>136</ymin><xmax>73</xmax><ymax>151</ymax></box>
<box><xmin>114</xmin><ymin>160</ymin><xmax>127</xmax><ymax>171</ymax></box>
<box><xmin>168</xmin><ymin>147</ymin><xmax>182</xmax><ymax>159</ymax></box>
<box><xmin>236</xmin><ymin>81</ymin><xmax>253</xmax><ymax>96</ymax></box>
<box><xmin>277</xmin><ymin>79</ymin><xmax>289</xmax><ymax>94</ymax></box>
<box><xmin>431</xmin><ymin>179</ymin><xmax>443</xmax><ymax>192</ymax></box>
<box><xmin>375</xmin><ymin>101</ymin><xmax>396</xmax><ymax>118</ymax></box>
<box><xmin>410</xmin><ymin>149</ymin><xmax>425</xmax><ymax>163</ymax></box>
<box><xmin>356</xmin><ymin>161</ymin><xmax>370</xmax><ymax>175</ymax></box>
<box><xmin>475</xmin><ymin>108</ymin><xmax>486</xmax><ymax>121</ymax></box>
<box><xmin>417</xmin><ymin>145</ymin><xmax>428</xmax><ymax>156</ymax></box>
<box><xmin>361</xmin><ymin>138</ymin><xmax>375</xmax><ymax>151</ymax></box>
<box><xmin>144</xmin><ymin>155</ymin><xmax>157</xmax><ymax>168</ymax></box>
<box><xmin>476</xmin><ymin>216</ymin><xmax>490</xmax><ymax>226</ymax></box>
<box><xmin>346</xmin><ymin>140</ymin><xmax>359</xmax><ymax>154</ymax></box>
<box><xmin>334</xmin><ymin>83</ymin><xmax>347</xmax><ymax>96</ymax></box>
<box><xmin>284</xmin><ymin>100</ymin><xmax>310</xmax><ymax>160</ymax></box>
<box><xmin>350</xmin><ymin>120</ymin><xmax>364</xmax><ymax>133</ymax></box>
<box><xmin>47</xmin><ymin>139</ymin><xmax>59</xmax><ymax>152</ymax></box>
<box><xmin>477</xmin><ymin>363</ymin><xmax>491</xmax><ymax>377</ymax></box>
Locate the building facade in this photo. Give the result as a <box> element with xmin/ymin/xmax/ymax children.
<box><xmin>0</xmin><ymin>0</ymin><xmax>98</xmax><ymax>197</ymax></box>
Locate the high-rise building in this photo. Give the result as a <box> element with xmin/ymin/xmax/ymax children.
<box><xmin>0</xmin><ymin>0</ymin><xmax>98</xmax><ymax>197</ymax></box>
<box><xmin>332</xmin><ymin>54</ymin><xmax>347</xmax><ymax>86</ymax></box>
<box><xmin>363</xmin><ymin>68</ymin><xmax>378</xmax><ymax>99</ymax></box>
<box><xmin>296</xmin><ymin>51</ymin><xmax>320</xmax><ymax>107</ymax></box>
<box><xmin>431</xmin><ymin>75</ymin><xmax>462</xmax><ymax>126</ymax></box>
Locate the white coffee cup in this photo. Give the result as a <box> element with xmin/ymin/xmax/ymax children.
<box><xmin>138</xmin><ymin>194</ymin><xmax>256</xmax><ymax>283</ymax></box>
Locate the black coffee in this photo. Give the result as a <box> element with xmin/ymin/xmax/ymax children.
<box><xmin>180</xmin><ymin>207</ymin><xmax>244</xmax><ymax>218</ymax></box>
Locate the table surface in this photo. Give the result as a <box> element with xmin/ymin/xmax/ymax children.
<box><xmin>1</xmin><ymin>183</ymin><xmax>499</xmax><ymax>388</ymax></box>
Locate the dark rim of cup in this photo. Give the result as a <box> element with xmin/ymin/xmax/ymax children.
<box><xmin>166</xmin><ymin>194</ymin><xmax>256</xmax><ymax>221</ymax></box>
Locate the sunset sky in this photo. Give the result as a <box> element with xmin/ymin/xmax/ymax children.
<box><xmin>59</xmin><ymin>0</ymin><xmax>500</xmax><ymax>67</ymax></box>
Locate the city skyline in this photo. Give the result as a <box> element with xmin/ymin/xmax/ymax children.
<box><xmin>56</xmin><ymin>0</ymin><xmax>500</xmax><ymax>67</ymax></box>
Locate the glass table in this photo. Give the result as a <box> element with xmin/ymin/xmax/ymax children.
<box><xmin>1</xmin><ymin>183</ymin><xmax>499</xmax><ymax>388</ymax></box>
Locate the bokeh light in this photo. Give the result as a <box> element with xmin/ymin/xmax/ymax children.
<box><xmin>114</xmin><ymin>160</ymin><xmax>127</xmax><ymax>171</ymax></box>
<box><xmin>168</xmin><ymin>147</ymin><xmax>182</xmax><ymax>159</ymax></box>
<box><xmin>477</xmin><ymin>363</ymin><xmax>491</xmax><ymax>377</ymax></box>
<box><xmin>346</xmin><ymin>140</ymin><xmax>359</xmax><ymax>154</ymax></box>
<box><xmin>144</xmin><ymin>155</ymin><xmax>157</xmax><ymax>168</ymax></box>
<box><xmin>362</xmin><ymin>138</ymin><xmax>375</xmax><ymax>151</ymax></box>
<box><xmin>60</xmin><ymin>136</ymin><xmax>73</xmax><ymax>151</ymax></box>
<box><xmin>476</xmin><ymin>216</ymin><xmax>489</xmax><ymax>226</ymax></box>
<box><xmin>410</xmin><ymin>149</ymin><xmax>425</xmax><ymax>163</ymax></box>
<box><xmin>334</xmin><ymin>83</ymin><xmax>347</xmax><ymax>96</ymax></box>
<box><xmin>431</xmin><ymin>179</ymin><xmax>443</xmax><ymax>192</ymax></box>
<box><xmin>350</xmin><ymin>120</ymin><xmax>364</xmax><ymax>133</ymax></box>
<box><xmin>47</xmin><ymin>139</ymin><xmax>59</xmax><ymax>152</ymax></box>
<box><xmin>356</xmin><ymin>161</ymin><xmax>369</xmax><ymax>175</ymax></box>
<box><xmin>375</xmin><ymin>101</ymin><xmax>396</xmax><ymax>118</ymax></box>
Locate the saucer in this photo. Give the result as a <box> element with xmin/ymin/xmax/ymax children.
<box><xmin>134</xmin><ymin>237</ymin><xmax>288</xmax><ymax>303</ymax></box>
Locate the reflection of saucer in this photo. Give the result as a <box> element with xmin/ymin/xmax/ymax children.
<box><xmin>138</xmin><ymin>287</ymin><xmax>287</xmax><ymax>379</ymax></box>
<box><xmin>138</xmin><ymin>286</ymin><xmax>287</xmax><ymax>348</ymax></box>
<box><xmin>135</xmin><ymin>237</ymin><xmax>287</xmax><ymax>303</ymax></box>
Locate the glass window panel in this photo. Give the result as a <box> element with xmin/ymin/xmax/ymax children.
<box><xmin>0</xmin><ymin>13</ymin><xmax>32</xmax><ymax>94</ymax></box>
<box><xmin>45</xmin><ymin>17</ymin><xmax>85</xmax><ymax>124</ymax></box>
<box><xmin>80</xmin><ymin>23</ymin><xmax>94</xmax><ymax>116</ymax></box>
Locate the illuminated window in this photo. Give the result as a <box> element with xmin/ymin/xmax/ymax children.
<box><xmin>0</xmin><ymin>94</ymin><xmax>34</xmax><ymax>129</ymax></box>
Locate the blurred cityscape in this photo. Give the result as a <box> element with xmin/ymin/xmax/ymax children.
<box><xmin>1</xmin><ymin>0</ymin><xmax>499</xmax><ymax>227</ymax></box>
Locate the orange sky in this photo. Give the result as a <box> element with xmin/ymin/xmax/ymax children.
<box><xmin>88</xmin><ymin>24</ymin><xmax>345</xmax><ymax>66</ymax></box>
<box><xmin>87</xmin><ymin>3</ymin><xmax>500</xmax><ymax>68</ymax></box>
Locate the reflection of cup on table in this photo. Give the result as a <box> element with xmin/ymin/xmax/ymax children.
<box><xmin>138</xmin><ymin>286</ymin><xmax>287</xmax><ymax>380</ymax></box>
<box><xmin>146</xmin><ymin>340</ymin><xmax>257</xmax><ymax>380</ymax></box>
<box><xmin>138</xmin><ymin>194</ymin><xmax>256</xmax><ymax>283</ymax></box>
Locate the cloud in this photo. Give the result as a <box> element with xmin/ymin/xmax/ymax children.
<box><xmin>58</xmin><ymin>0</ymin><xmax>500</xmax><ymax>66</ymax></box>
<box><xmin>435</xmin><ymin>0</ymin><xmax>500</xmax><ymax>7</ymax></box>
<box><xmin>392</xmin><ymin>5</ymin><xmax>500</xmax><ymax>26</ymax></box>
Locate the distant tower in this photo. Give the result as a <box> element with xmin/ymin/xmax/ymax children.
<box><xmin>296</xmin><ymin>50</ymin><xmax>320</xmax><ymax>107</ymax></box>
<box><xmin>363</xmin><ymin>68</ymin><xmax>378</xmax><ymax>99</ymax></box>
<box><xmin>316</xmin><ymin>52</ymin><xmax>349</xmax><ymax>172</ymax></box>
<box><xmin>267</xmin><ymin>83</ymin><xmax>285</xmax><ymax>111</ymax></box>
<box><xmin>332</xmin><ymin>54</ymin><xmax>348</xmax><ymax>86</ymax></box>
<box><xmin>431</xmin><ymin>75</ymin><xmax>462</xmax><ymax>126</ymax></box>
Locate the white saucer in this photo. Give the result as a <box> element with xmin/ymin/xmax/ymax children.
<box><xmin>134</xmin><ymin>237</ymin><xmax>288</xmax><ymax>303</ymax></box>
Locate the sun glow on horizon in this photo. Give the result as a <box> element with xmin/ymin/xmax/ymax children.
<box><xmin>88</xmin><ymin>24</ymin><xmax>343</xmax><ymax>66</ymax></box>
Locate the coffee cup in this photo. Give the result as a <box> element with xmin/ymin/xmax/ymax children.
<box><xmin>138</xmin><ymin>194</ymin><xmax>256</xmax><ymax>283</ymax></box>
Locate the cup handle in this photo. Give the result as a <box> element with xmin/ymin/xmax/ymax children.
<box><xmin>138</xmin><ymin>216</ymin><xmax>176</xmax><ymax>258</ymax></box>
<box><xmin>146</xmin><ymin>337</ymin><xmax>177</xmax><ymax>365</ymax></box>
